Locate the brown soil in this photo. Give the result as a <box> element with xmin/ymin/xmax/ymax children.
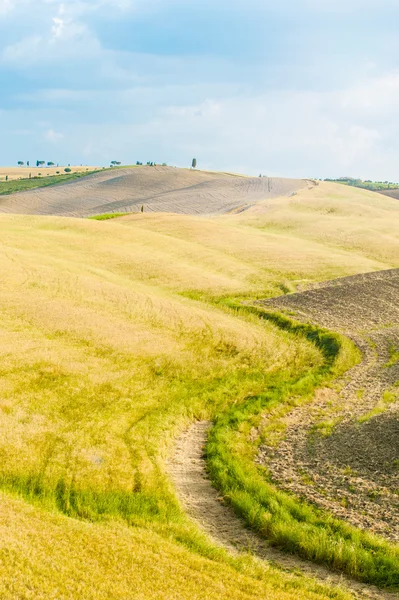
<box><xmin>379</xmin><ymin>189</ymin><xmax>399</xmax><ymax>201</ymax></box>
<box><xmin>257</xmin><ymin>269</ymin><xmax>399</xmax><ymax>542</ymax></box>
<box><xmin>168</xmin><ymin>422</ymin><xmax>394</xmax><ymax>599</ymax></box>
<box><xmin>0</xmin><ymin>166</ymin><xmax>306</xmax><ymax>217</ymax></box>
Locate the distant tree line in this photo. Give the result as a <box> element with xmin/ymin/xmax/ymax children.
<box><xmin>15</xmin><ymin>159</ymin><xmax>179</xmax><ymax>172</ymax></box>
<box><xmin>16</xmin><ymin>160</ymin><xmax>75</xmax><ymax>176</ymax></box>
<box><xmin>17</xmin><ymin>160</ymin><xmax>63</xmax><ymax>168</ymax></box>
<box><xmin>324</xmin><ymin>177</ymin><xmax>399</xmax><ymax>191</ymax></box>
<box><xmin>135</xmin><ymin>161</ymin><xmax>168</xmax><ymax>167</ymax></box>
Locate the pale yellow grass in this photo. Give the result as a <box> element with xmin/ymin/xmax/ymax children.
<box><xmin>238</xmin><ymin>181</ymin><xmax>399</xmax><ymax>266</ymax></box>
<box><xmin>119</xmin><ymin>181</ymin><xmax>399</xmax><ymax>295</ymax></box>
<box><xmin>0</xmin><ymin>166</ymin><xmax>101</xmax><ymax>181</ymax></box>
<box><xmin>0</xmin><ymin>493</ymin><xmax>348</xmax><ymax>600</ymax></box>
<box><xmin>0</xmin><ymin>213</ymin><xmax>339</xmax><ymax>599</ymax></box>
<box><xmin>0</xmin><ymin>181</ymin><xmax>397</xmax><ymax>599</ymax></box>
<box><xmin>0</xmin><ymin>214</ymin><xmax>322</xmax><ymax>498</ymax></box>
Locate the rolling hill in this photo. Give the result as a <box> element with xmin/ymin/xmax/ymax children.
<box><xmin>0</xmin><ymin>165</ymin><xmax>101</xmax><ymax>181</ymax></box>
<box><xmin>259</xmin><ymin>268</ymin><xmax>399</xmax><ymax>541</ymax></box>
<box><xmin>0</xmin><ymin>165</ymin><xmax>305</xmax><ymax>217</ymax></box>
<box><xmin>0</xmin><ymin>176</ymin><xmax>399</xmax><ymax>598</ymax></box>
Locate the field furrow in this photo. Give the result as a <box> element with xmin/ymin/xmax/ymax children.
<box><xmin>0</xmin><ymin>166</ymin><xmax>305</xmax><ymax>217</ymax></box>
<box><xmin>258</xmin><ymin>269</ymin><xmax>399</xmax><ymax>541</ymax></box>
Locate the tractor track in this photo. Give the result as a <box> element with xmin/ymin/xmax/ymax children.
<box><xmin>168</xmin><ymin>269</ymin><xmax>399</xmax><ymax>599</ymax></box>
<box><xmin>168</xmin><ymin>421</ymin><xmax>395</xmax><ymax>599</ymax></box>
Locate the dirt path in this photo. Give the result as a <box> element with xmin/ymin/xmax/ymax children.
<box><xmin>168</xmin><ymin>421</ymin><xmax>395</xmax><ymax>599</ymax></box>
<box><xmin>257</xmin><ymin>268</ymin><xmax>399</xmax><ymax>542</ymax></box>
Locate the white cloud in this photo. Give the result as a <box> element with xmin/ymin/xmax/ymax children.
<box><xmin>100</xmin><ymin>78</ymin><xmax>388</xmax><ymax>178</ymax></box>
<box><xmin>340</xmin><ymin>72</ymin><xmax>399</xmax><ymax>117</ymax></box>
<box><xmin>164</xmin><ymin>99</ymin><xmax>222</xmax><ymax>119</ymax></box>
<box><xmin>43</xmin><ymin>129</ymin><xmax>64</xmax><ymax>142</ymax></box>
<box><xmin>2</xmin><ymin>0</ymin><xmax>399</xmax><ymax>179</ymax></box>
<box><xmin>1</xmin><ymin>1</ymin><xmax>103</xmax><ymax>64</ymax></box>
<box><xmin>0</xmin><ymin>0</ymin><xmax>12</xmax><ymax>15</ymax></box>
<box><xmin>8</xmin><ymin>70</ymin><xmax>396</xmax><ymax>179</ymax></box>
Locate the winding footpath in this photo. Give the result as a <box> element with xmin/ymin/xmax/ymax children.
<box><xmin>168</xmin><ymin>269</ymin><xmax>399</xmax><ymax>600</ymax></box>
<box><xmin>168</xmin><ymin>422</ymin><xmax>395</xmax><ymax>600</ymax></box>
<box><xmin>258</xmin><ymin>269</ymin><xmax>399</xmax><ymax>541</ymax></box>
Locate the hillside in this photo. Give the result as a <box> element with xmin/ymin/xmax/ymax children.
<box><xmin>0</xmin><ymin>165</ymin><xmax>305</xmax><ymax>217</ymax></box>
<box><xmin>259</xmin><ymin>269</ymin><xmax>399</xmax><ymax>540</ymax></box>
<box><xmin>0</xmin><ymin>165</ymin><xmax>101</xmax><ymax>181</ymax></box>
<box><xmin>0</xmin><ymin>181</ymin><xmax>399</xmax><ymax>598</ymax></box>
<box><xmin>379</xmin><ymin>188</ymin><xmax>399</xmax><ymax>201</ymax></box>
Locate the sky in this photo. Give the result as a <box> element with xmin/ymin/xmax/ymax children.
<box><xmin>1</xmin><ymin>0</ymin><xmax>399</xmax><ymax>179</ymax></box>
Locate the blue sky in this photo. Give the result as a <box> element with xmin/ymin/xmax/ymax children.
<box><xmin>1</xmin><ymin>0</ymin><xmax>399</xmax><ymax>178</ymax></box>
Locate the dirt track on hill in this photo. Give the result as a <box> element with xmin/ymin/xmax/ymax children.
<box><xmin>168</xmin><ymin>270</ymin><xmax>399</xmax><ymax>598</ymax></box>
<box><xmin>0</xmin><ymin>166</ymin><xmax>305</xmax><ymax>217</ymax></box>
<box><xmin>168</xmin><ymin>422</ymin><xmax>393</xmax><ymax>599</ymax></box>
<box><xmin>258</xmin><ymin>268</ymin><xmax>399</xmax><ymax>542</ymax></box>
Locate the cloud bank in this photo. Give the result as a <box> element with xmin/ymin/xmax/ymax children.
<box><xmin>1</xmin><ymin>0</ymin><xmax>399</xmax><ymax>178</ymax></box>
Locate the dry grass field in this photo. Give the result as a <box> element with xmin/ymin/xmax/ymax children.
<box><xmin>0</xmin><ymin>165</ymin><xmax>305</xmax><ymax>216</ymax></box>
<box><xmin>0</xmin><ymin>177</ymin><xmax>399</xmax><ymax>598</ymax></box>
<box><xmin>0</xmin><ymin>166</ymin><xmax>101</xmax><ymax>181</ymax></box>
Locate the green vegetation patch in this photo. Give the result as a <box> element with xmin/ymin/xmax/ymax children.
<box><xmin>89</xmin><ymin>213</ymin><xmax>130</xmax><ymax>221</ymax></box>
<box><xmin>324</xmin><ymin>177</ymin><xmax>399</xmax><ymax>192</ymax></box>
<box><xmin>358</xmin><ymin>388</ymin><xmax>399</xmax><ymax>424</ymax></box>
<box><xmin>0</xmin><ymin>171</ymin><xmax>99</xmax><ymax>196</ymax></box>
<box><xmin>384</xmin><ymin>345</ymin><xmax>399</xmax><ymax>369</ymax></box>
<box><xmin>310</xmin><ymin>417</ymin><xmax>343</xmax><ymax>438</ymax></box>
<box><xmin>206</xmin><ymin>303</ymin><xmax>399</xmax><ymax>588</ymax></box>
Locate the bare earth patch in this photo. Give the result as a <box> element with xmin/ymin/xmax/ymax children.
<box><xmin>257</xmin><ymin>269</ymin><xmax>399</xmax><ymax>542</ymax></box>
<box><xmin>168</xmin><ymin>422</ymin><xmax>393</xmax><ymax>599</ymax></box>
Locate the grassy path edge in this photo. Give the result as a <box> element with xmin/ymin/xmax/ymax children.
<box><xmin>205</xmin><ymin>302</ymin><xmax>399</xmax><ymax>589</ymax></box>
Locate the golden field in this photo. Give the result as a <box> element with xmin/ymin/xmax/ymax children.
<box><xmin>0</xmin><ymin>166</ymin><xmax>101</xmax><ymax>181</ymax></box>
<box><xmin>0</xmin><ymin>180</ymin><xmax>398</xmax><ymax>598</ymax></box>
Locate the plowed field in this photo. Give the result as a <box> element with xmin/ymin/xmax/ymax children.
<box><xmin>259</xmin><ymin>269</ymin><xmax>399</xmax><ymax>541</ymax></box>
<box><xmin>0</xmin><ymin>166</ymin><xmax>305</xmax><ymax>217</ymax></box>
<box><xmin>379</xmin><ymin>189</ymin><xmax>399</xmax><ymax>201</ymax></box>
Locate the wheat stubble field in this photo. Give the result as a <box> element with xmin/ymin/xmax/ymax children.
<box><xmin>0</xmin><ymin>172</ymin><xmax>399</xmax><ymax>599</ymax></box>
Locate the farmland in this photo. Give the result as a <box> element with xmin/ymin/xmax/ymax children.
<box><xmin>0</xmin><ymin>170</ymin><xmax>102</xmax><ymax>196</ymax></box>
<box><xmin>0</xmin><ymin>165</ymin><xmax>305</xmax><ymax>217</ymax></box>
<box><xmin>0</xmin><ymin>175</ymin><xmax>398</xmax><ymax>598</ymax></box>
<box><xmin>258</xmin><ymin>269</ymin><xmax>399</xmax><ymax>542</ymax></box>
<box><xmin>0</xmin><ymin>165</ymin><xmax>101</xmax><ymax>182</ymax></box>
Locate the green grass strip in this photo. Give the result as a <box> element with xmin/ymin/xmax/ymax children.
<box><xmin>206</xmin><ymin>303</ymin><xmax>399</xmax><ymax>588</ymax></box>
<box><xmin>0</xmin><ymin>170</ymin><xmax>100</xmax><ymax>196</ymax></box>
<box><xmin>88</xmin><ymin>213</ymin><xmax>130</xmax><ymax>221</ymax></box>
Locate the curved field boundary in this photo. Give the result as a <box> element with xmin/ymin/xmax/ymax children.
<box><xmin>0</xmin><ymin>166</ymin><xmax>306</xmax><ymax>217</ymax></box>
<box><xmin>379</xmin><ymin>189</ymin><xmax>399</xmax><ymax>201</ymax></box>
<box><xmin>257</xmin><ymin>269</ymin><xmax>399</xmax><ymax>541</ymax></box>
<box><xmin>168</xmin><ymin>421</ymin><xmax>391</xmax><ymax>599</ymax></box>
<box><xmin>168</xmin><ymin>282</ymin><xmax>399</xmax><ymax>595</ymax></box>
